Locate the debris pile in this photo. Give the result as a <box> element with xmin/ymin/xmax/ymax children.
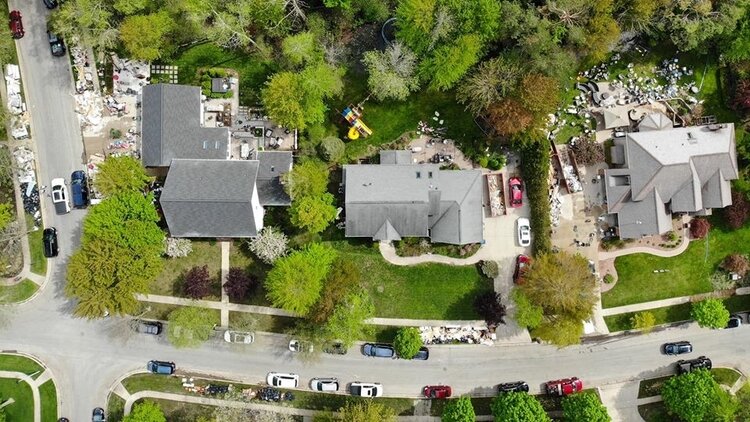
<box><xmin>486</xmin><ymin>173</ymin><xmax>505</xmax><ymax>217</ymax></box>
<box><xmin>111</xmin><ymin>55</ymin><xmax>149</xmax><ymax>97</ymax></box>
<box><xmin>420</xmin><ymin>326</ymin><xmax>494</xmax><ymax>345</ymax></box>
<box><xmin>549</xmin><ymin>188</ymin><xmax>563</xmax><ymax>227</ymax></box>
<box><xmin>5</xmin><ymin>64</ymin><xmax>29</xmax><ymax>139</ymax></box>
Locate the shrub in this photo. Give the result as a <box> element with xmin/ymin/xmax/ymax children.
<box><xmin>164</xmin><ymin>237</ymin><xmax>192</xmax><ymax>258</ymax></box>
<box><xmin>519</xmin><ymin>139</ymin><xmax>552</xmax><ymax>255</ymax></box>
<box><xmin>318</xmin><ymin>136</ymin><xmax>345</xmax><ymax>162</ymax></box>
<box><xmin>473</xmin><ymin>291</ymin><xmax>506</xmax><ymax>327</ymax></box>
<box><xmin>480</xmin><ymin>260</ymin><xmax>500</xmax><ymax>278</ymax></box>
<box><xmin>224</xmin><ymin>267</ymin><xmax>257</xmax><ymax>302</ymax></box>
<box><xmin>570</xmin><ymin>136</ymin><xmax>605</xmax><ymax>166</ymax></box>
<box><xmin>690</xmin><ymin>218</ymin><xmax>711</xmax><ymax>239</ymax></box>
<box><xmin>709</xmin><ymin>271</ymin><xmax>736</xmax><ymax>291</ymax></box>
<box><xmin>631</xmin><ymin>311</ymin><xmax>656</xmax><ymax>332</ymax></box>
<box><xmin>393</xmin><ymin>327</ymin><xmax>423</xmax><ymax>359</ymax></box>
<box><xmin>603</xmin><ymin>274</ymin><xmax>614</xmax><ymax>284</ymax></box>
<box><xmin>725</xmin><ymin>191</ymin><xmax>750</xmax><ymax>229</ymax></box>
<box><xmin>183</xmin><ymin>265</ymin><xmax>212</xmax><ymax>299</ymax></box>
<box><xmin>477</xmin><ymin>156</ymin><xmax>489</xmax><ymax>168</ymax></box>
<box><xmin>721</xmin><ymin>254</ymin><xmax>750</xmax><ymax>277</ymax></box>
<box><xmin>665</xmin><ymin>231</ymin><xmax>677</xmax><ymax>242</ymax></box>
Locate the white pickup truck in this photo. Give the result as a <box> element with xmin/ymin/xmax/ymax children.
<box><xmin>51</xmin><ymin>178</ymin><xmax>70</xmax><ymax>214</ymax></box>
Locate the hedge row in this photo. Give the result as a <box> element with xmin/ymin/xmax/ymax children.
<box><xmin>519</xmin><ymin>140</ymin><xmax>552</xmax><ymax>256</ymax></box>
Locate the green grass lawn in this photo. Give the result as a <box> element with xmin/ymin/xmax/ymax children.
<box><xmin>711</xmin><ymin>368</ymin><xmax>742</xmax><ymax>386</ymax></box>
<box><xmin>133</xmin><ymin>398</ymin><xmax>215</xmax><ymax>421</ymax></box>
<box><xmin>150</xmin><ymin>240</ymin><xmax>222</xmax><ymax>299</ymax></box>
<box><xmin>322</xmin><ymin>240</ymin><xmax>491</xmax><ymax>319</ymax></box>
<box><xmin>603</xmin><ymin>223</ymin><xmax>750</xmax><ymax>308</ymax></box>
<box><xmin>107</xmin><ymin>394</ymin><xmax>125</xmax><ymax>422</ymax></box>
<box><xmin>0</xmin><ymin>279</ymin><xmax>38</xmax><ymax>303</ymax></box>
<box><xmin>26</xmin><ymin>215</ymin><xmax>46</xmax><ymax>276</ymax></box>
<box><xmin>228</xmin><ymin>311</ymin><xmax>297</xmax><ymax>333</ymax></box>
<box><xmin>122</xmin><ymin>374</ymin><xmax>193</xmax><ymax>395</ymax></box>
<box><xmin>0</xmin><ymin>354</ymin><xmax>44</xmax><ymax>375</ymax></box>
<box><xmin>38</xmin><ymin>379</ymin><xmax>58</xmax><ymax>422</ymax></box>
<box><xmin>638</xmin><ymin>401</ymin><xmax>670</xmax><ymax>422</ymax></box>
<box><xmin>639</xmin><ymin>369</ymin><xmax>740</xmax><ymax>399</ymax></box>
<box><xmin>0</xmin><ymin>378</ymin><xmax>34</xmax><ymax>421</ymax></box>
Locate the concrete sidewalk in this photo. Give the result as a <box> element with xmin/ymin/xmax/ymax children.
<box><xmin>598</xmin><ymin>381</ymin><xmax>644</xmax><ymax>422</ymax></box>
<box><xmin>0</xmin><ymin>370</ymin><xmax>42</xmax><ymax>422</ymax></box>
<box><xmin>601</xmin><ymin>289</ymin><xmax>748</xmax><ymax>317</ymax></box>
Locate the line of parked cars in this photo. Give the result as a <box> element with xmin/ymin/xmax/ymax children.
<box><xmin>9</xmin><ymin>5</ymin><xmax>68</xmax><ymax>56</ymax></box>
<box><xmin>362</xmin><ymin>342</ymin><xmax>429</xmax><ymax>360</ymax></box>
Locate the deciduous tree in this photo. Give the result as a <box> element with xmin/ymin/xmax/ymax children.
<box><xmin>282</xmin><ymin>32</ymin><xmax>321</xmax><ymax>67</ymax></box>
<box><xmin>512</xmin><ymin>289</ymin><xmax>543</xmax><ymax>329</ymax></box>
<box><xmin>322</xmin><ymin>289</ymin><xmax>374</xmax><ymax>348</ymax></box>
<box><xmin>721</xmin><ymin>254</ymin><xmax>750</xmax><ymax>277</ymax></box>
<box><xmin>223</xmin><ymin>267</ymin><xmax>257</xmax><ymax>302</ymax></box>
<box><xmin>0</xmin><ymin>203</ymin><xmax>13</xmax><ymax>232</ymax></box>
<box><xmin>442</xmin><ymin>396</ymin><xmax>476</xmax><ymax>422</ymax></box>
<box><xmin>119</xmin><ymin>11</ymin><xmax>175</xmax><ymax>61</ymax></box>
<box><xmin>262</xmin><ymin>72</ymin><xmax>306</xmax><ymax>130</ymax></box>
<box><xmin>93</xmin><ymin>155</ymin><xmax>152</xmax><ymax>197</ymax></box>
<box><xmin>338</xmin><ymin>400</ymin><xmax>396</xmax><ymax>422</ymax></box>
<box><xmin>183</xmin><ymin>265</ymin><xmax>212</xmax><ymax>299</ymax></box>
<box><xmin>421</xmin><ymin>34</ymin><xmax>482</xmax><ymax>91</ymax></box>
<box><xmin>734</xmin><ymin>80</ymin><xmax>750</xmax><ymax>112</ymax></box>
<box><xmin>164</xmin><ymin>237</ymin><xmax>192</xmax><ymax>258</ymax></box>
<box><xmin>690</xmin><ymin>218</ymin><xmax>711</xmax><ymax>238</ymax></box>
<box><xmin>318</xmin><ymin>136</ymin><xmax>346</xmax><ymax>163</ymax></box>
<box><xmin>49</xmin><ymin>0</ymin><xmax>118</xmax><ymax>50</ymax></box>
<box><xmin>562</xmin><ymin>392</ymin><xmax>611</xmax><ymax>422</ymax></box>
<box><xmin>473</xmin><ymin>291</ymin><xmax>507</xmax><ymax>326</ymax></box>
<box><xmin>362</xmin><ymin>42</ymin><xmax>420</xmax><ymax>101</ymax></box>
<box><xmin>518</xmin><ymin>74</ymin><xmax>560</xmax><ymax>117</ymax></box>
<box><xmin>393</xmin><ymin>327</ymin><xmax>423</xmax><ymax>359</ymax></box>
<box><xmin>248</xmin><ymin>226</ymin><xmax>288</xmax><ymax>264</ymax></box>
<box><xmin>123</xmin><ymin>400</ymin><xmax>166</xmax><ymax>422</ymax></box>
<box><xmin>487</xmin><ymin>99</ymin><xmax>533</xmax><ymax>136</ymax></box>
<box><xmin>265</xmin><ymin>243</ymin><xmax>337</xmax><ymax>315</ymax></box>
<box><xmin>490</xmin><ymin>391</ymin><xmax>550</xmax><ymax>422</ymax></box>
<box><xmin>724</xmin><ymin>191</ymin><xmax>750</xmax><ymax>229</ymax></box>
<box><xmin>662</xmin><ymin>369</ymin><xmax>717</xmax><ymax>422</ymax></box>
<box><xmin>283</xmin><ymin>160</ymin><xmax>330</xmax><ymax>200</ymax></box>
<box><xmin>289</xmin><ymin>193</ymin><xmax>337</xmax><ymax>234</ymax></box>
<box><xmin>691</xmin><ymin>298</ymin><xmax>730</xmax><ymax>329</ymax></box>
<box><xmin>531</xmin><ymin>315</ymin><xmax>583</xmax><ymax>346</ymax></box>
<box><xmin>83</xmin><ymin>192</ymin><xmax>164</xmax><ymax>253</ymax></box>
<box><xmin>456</xmin><ymin>55</ymin><xmax>524</xmax><ymax>115</ymax></box>
<box><xmin>631</xmin><ymin>311</ymin><xmax>656</xmax><ymax>332</ymax></box>
<box><xmin>310</xmin><ymin>258</ymin><xmax>361</xmax><ymax>324</ymax></box>
<box><xmin>167</xmin><ymin>306</ymin><xmax>217</xmax><ymax>348</ymax></box>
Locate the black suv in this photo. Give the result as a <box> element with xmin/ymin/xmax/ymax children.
<box><xmin>676</xmin><ymin>356</ymin><xmax>711</xmax><ymax>374</ymax></box>
<box><xmin>43</xmin><ymin>228</ymin><xmax>58</xmax><ymax>258</ymax></box>
<box><xmin>662</xmin><ymin>341</ymin><xmax>692</xmax><ymax>355</ymax></box>
<box><xmin>48</xmin><ymin>32</ymin><xmax>65</xmax><ymax>57</ymax></box>
<box><xmin>498</xmin><ymin>381</ymin><xmax>530</xmax><ymax>393</ymax></box>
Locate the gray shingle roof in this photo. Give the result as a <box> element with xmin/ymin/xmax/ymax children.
<box><xmin>380</xmin><ymin>150</ymin><xmax>413</xmax><ymax>165</ymax></box>
<box><xmin>255</xmin><ymin>151</ymin><xmax>293</xmax><ymax>206</ymax></box>
<box><xmin>344</xmin><ymin>157</ymin><xmax>483</xmax><ymax>245</ymax></box>
<box><xmin>141</xmin><ymin>84</ymin><xmax>230</xmax><ymax>167</ymax></box>
<box><xmin>605</xmin><ymin>124</ymin><xmax>738</xmax><ymax>238</ymax></box>
<box><xmin>160</xmin><ymin>159</ymin><xmax>262</xmax><ymax>238</ymax></box>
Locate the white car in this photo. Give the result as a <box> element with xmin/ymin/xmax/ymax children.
<box><xmin>223</xmin><ymin>330</ymin><xmax>254</xmax><ymax>344</ymax></box>
<box><xmin>289</xmin><ymin>339</ymin><xmax>313</xmax><ymax>353</ymax></box>
<box><xmin>350</xmin><ymin>382</ymin><xmax>383</xmax><ymax>397</ymax></box>
<box><xmin>51</xmin><ymin>178</ymin><xmax>70</xmax><ymax>214</ymax></box>
<box><xmin>517</xmin><ymin>218</ymin><xmax>531</xmax><ymax>247</ymax></box>
<box><xmin>310</xmin><ymin>378</ymin><xmax>339</xmax><ymax>392</ymax></box>
<box><xmin>266</xmin><ymin>372</ymin><xmax>299</xmax><ymax>389</ymax></box>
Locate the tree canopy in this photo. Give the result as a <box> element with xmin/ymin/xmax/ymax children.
<box><xmin>123</xmin><ymin>400</ymin><xmax>166</xmax><ymax>422</ymax></box>
<box><xmin>691</xmin><ymin>298</ymin><xmax>730</xmax><ymax>329</ymax></box>
<box><xmin>393</xmin><ymin>327</ymin><xmax>423</xmax><ymax>359</ymax></box>
<box><xmin>490</xmin><ymin>392</ymin><xmax>550</xmax><ymax>422</ymax></box>
<box><xmin>283</xmin><ymin>160</ymin><xmax>331</xmax><ymax>200</ymax></box>
<box><xmin>93</xmin><ymin>155</ymin><xmax>152</xmax><ymax>197</ymax></box>
<box><xmin>662</xmin><ymin>370</ymin><xmax>721</xmax><ymax>422</ymax></box>
<box><xmin>562</xmin><ymin>392</ymin><xmax>611</xmax><ymax>422</ymax></box>
<box><xmin>289</xmin><ymin>193</ymin><xmax>337</xmax><ymax>234</ymax></box>
<box><xmin>442</xmin><ymin>396</ymin><xmax>476</xmax><ymax>422</ymax></box>
<box><xmin>362</xmin><ymin>42</ymin><xmax>420</xmax><ymax>101</ymax></box>
<box><xmin>337</xmin><ymin>401</ymin><xmax>396</xmax><ymax>422</ymax></box>
<box><xmin>119</xmin><ymin>11</ymin><xmax>175</xmax><ymax>61</ymax></box>
<box><xmin>167</xmin><ymin>306</ymin><xmax>217</xmax><ymax>348</ymax></box>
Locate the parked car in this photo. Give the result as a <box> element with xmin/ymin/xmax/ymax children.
<box><xmin>135</xmin><ymin>320</ymin><xmax>162</xmax><ymax>335</ymax></box>
<box><xmin>423</xmin><ymin>385</ymin><xmax>452</xmax><ymax>398</ymax></box>
<box><xmin>362</xmin><ymin>343</ymin><xmax>396</xmax><ymax>358</ymax></box>
<box><xmin>92</xmin><ymin>407</ymin><xmax>105</xmax><ymax>422</ymax></box>
<box><xmin>42</xmin><ymin>227</ymin><xmax>58</xmax><ymax>258</ymax></box>
<box><xmin>310</xmin><ymin>378</ymin><xmax>339</xmax><ymax>392</ymax></box>
<box><xmin>726</xmin><ymin>315</ymin><xmax>742</xmax><ymax>329</ymax></box>
<box><xmin>70</xmin><ymin>170</ymin><xmax>88</xmax><ymax>207</ymax></box>
<box><xmin>266</xmin><ymin>372</ymin><xmax>299</xmax><ymax>388</ymax></box>
<box><xmin>517</xmin><ymin>218</ymin><xmax>531</xmax><ymax>247</ymax></box>
<box><xmin>323</xmin><ymin>341</ymin><xmax>347</xmax><ymax>355</ymax></box>
<box><xmin>350</xmin><ymin>382</ymin><xmax>383</xmax><ymax>397</ymax></box>
<box><xmin>613</xmin><ymin>130</ymin><xmax>626</xmax><ymax>138</ymax></box>
<box><xmin>58</xmin><ymin>418</ymin><xmax>70</xmax><ymax>422</ymax></box>
<box><xmin>48</xmin><ymin>32</ymin><xmax>66</xmax><ymax>57</ymax></box>
<box><xmin>51</xmin><ymin>178</ymin><xmax>70</xmax><ymax>214</ymax></box>
<box><xmin>508</xmin><ymin>177</ymin><xmax>523</xmax><ymax>207</ymax></box>
<box><xmin>288</xmin><ymin>339</ymin><xmax>313</xmax><ymax>353</ymax></box>
<box><xmin>498</xmin><ymin>381</ymin><xmax>529</xmax><ymax>393</ymax></box>
<box><xmin>545</xmin><ymin>377</ymin><xmax>583</xmax><ymax>396</ymax></box>
<box><xmin>224</xmin><ymin>330</ymin><xmax>254</xmax><ymax>344</ymax></box>
<box><xmin>513</xmin><ymin>254</ymin><xmax>530</xmax><ymax>284</ymax></box>
<box><xmin>42</xmin><ymin>0</ymin><xmax>59</xmax><ymax>9</ymax></box>
<box><xmin>413</xmin><ymin>346</ymin><xmax>429</xmax><ymax>360</ymax></box>
<box><xmin>9</xmin><ymin>11</ymin><xmax>23</xmax><ymax>39</ymax></box>
<box><xmin>676</xmin><ymin>356</ymin><xmax>712</xmax><ymax>375</ymax></box>
<box><xmin>146</xmin><ymin>360</ymin><xmax>175</xmax><ymax>375</ymax></box>
<box><xmin>662</xmin><ymin>341</ymin><xmax>692</xmax><ymax>355</ymax></box>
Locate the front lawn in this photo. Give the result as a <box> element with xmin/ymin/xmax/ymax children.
<box><xmin>27</xmin><ymin>215</ymin><xmax>46</xmax><ymax>276</ymax></box>
<box><xmin>150</xmin><ymin>240</ymin><xmax>222</xmax><ymax>299</ymax></box>
<box><xmin>0</xmin><ymin>354</ymin><xmax>43</xmax><ymax>375</ymax></box>
<box><xmin>603</xmin><ymin>303</ymin><xmax>692</xmax><ymax>332</ymax></box>
<box><xmin>603</xmin><ymin>223</ymin><xmax>750</xmax><ymax>308</ymax></box>
<box><xmin>638</xmin><ymin>402</ymin><xmax>670</xmax><ymax>422</ymax></box>
<box><xmin>323</xmin><ymin>240</ymin><xmax>491</xmax><ymax>319</ymax></box>
<box><xmin>39</xmin><ymin>379</ymin><xmax>58</xmax><ymax>422</ymax></box>
<box><xmin>0</xmin><ymin>378</ymin><xmax>33</xmax><ymax>421</ymax></box>
<box><xmin>0</xmin><ymin>279</ymin><xmax>38</xmax><ymax>303</ymax></box>
<box><xmin>132</xmin><ymin>398</ymin><xmax>214</xmax><ymax>421</ymax></box>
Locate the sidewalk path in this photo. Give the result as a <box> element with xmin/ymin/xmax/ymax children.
<box><xmin>598</xmin><ymin>382</ymin><xmax>645</xmax><ymax>422</ymax></box>
<box><xmin>379</xmin><ymin>242</ymin><xmax>482</xmax><ymax>266</ymax></box>
<box><xmin>601</xmin><ymin>289</ymin><xmax>747</xmax><ymax>317</ymax></box>
<box><xmin>0</xmin><ymin>370</ymin><xmax>41</xmax><ymax>422</ymax></box>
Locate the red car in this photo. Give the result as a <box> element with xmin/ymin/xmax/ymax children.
<box><xmin>9</xmin><ymin>11</ymin><xmax>23</xmax><ymax>39</ymax></box>
<box><xmin>509</xmin><ymin>177</ymin><xmax>523</xmax><ymax>208</ymax></box>
<box><xmin>513</xmin><ymin>254</ymin><xmax>531</xmax><ymax>284</ymax></box>
<box><xmin>545</xmin><ymin>377</ymin><xmax>583</xmax><ymax>396</ymax></box>
<box><xmin>423</xmin><ymin>385</ymin><xmax>452</xmax><ymax>399</ymax></box>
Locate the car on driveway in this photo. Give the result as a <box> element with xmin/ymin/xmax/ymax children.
<box><xmin>9</xmin><ymin>11</ymin><xmax>23</xmax><ymax>39</ymax></box>
<box><xmin>51</xmin><ymin>178</ymin><xmax>71</xmax><ymax>214</ymax></box>
<box><xmin>310</xmin><ymin>378</ymin><xmax>339</xmax><ymax>392</ymax></box>
<box><xmin>662</xmin><ymin>341</ymin><xmax>692</xmax><ymax>355</ymax></box>
<box><xmin>517</xmin><ymin>218</ymin><xmax>531</xmax><ymax>247</ymax></box>
<box><xmin>92</xmin><ymin>407</ymin><xmax>105</xmax><ymax>422</ymax></box>
<box><xmin>513</xmin><ymin>254</ymin><xmax>530</xmax><ymax>284</ymax></box>
<box><xmin>147</xmin><ymin>360</ymin><xmax>175</xmax><ymax>375</ymax></box>
<box><xmin>224</xmin><ymin>330</ymin><xmax>254</xmax><ymax>344</ymax></box>
<box><xmin>545</xmin><ymin>377</ymin><xmax>582</xmax><ymax>396</ymax></box>
<box><xmin>43</xmin><ymin>228</ymin><xmax>58</xmax><ymax>258</ymax></box>
<box><xmin>266</xmin><ymin>372</ymin><xmax>299</xmax><ymax>388</ymax></box>
<box><xmin>288</xmin><ymin>339</ymin><xmax>313</xmax><ymax>353</ymax></box>
<box><xmin>423</xmin><ymin>385</ymin><xmax>452</xmax><ymax>398</ymax></box>
<box><xmin>323</xmin><ymin>341</ymin><xmax>347</xmax><ymax>355</ymax></box>
<box><xmin>676</xmin><ymin>356</ymin><xmax>711</xmax><ymax>374</ymax></box>
<box><xmin>508</xmin><ymin>177</ymin><xmax>523</xmax><ymax>207</ymax></box>
<box><xmin>727</xmin><ymin>315</ymin><xmax>742</xmax><ymax>329</ymax></box>
<box><xmin>135</xmin><ymin>320</ymin><xmax>162</xmax><ymax>335</ymax></box>
<box><xmin>350</xmin><ymin>382</ymin><xmax>383</xmax><ymax>397</ymax></box>
<box><xmin>362</xmin><ymin>343</ymin><xmax>395</xmax><ymax>358</ymax></box>
<box><xmin>48</xmin><ymin>32</ymin><xmax>66</xmax><ymax>57</ymax></box>
<box><xmin>498</xmin><ymin>381</ymin><xmax>529</xmax><ymax>393</ymax></box>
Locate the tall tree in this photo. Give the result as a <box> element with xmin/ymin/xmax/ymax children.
<box><xmin>289</xmin><ymin>193</ymin><xmax>337</xmax><ymax>233</ymax></box>
<box><xmin>93</xmin><ymin>156</ymin><xmax>152</xmax><ymax>197</ymax></box>
<box><xmin>487</xmin><ymin>99</ymin><xmax>533</xmax><ymax>136</ymax></box>
<box><xmin>282</xmin><ymin>160</ymin><xmax>330</xmax><ymax>200</ymax></box>
<box><xmin>262</xmin><ymin>72</ymin><xmax>306</xmax><ymax>130</ymax></box>
<box><xmin>490</xmin><ymin>392</ymin><xmax>550</xmax><ymax>422</ymax></box>
<box><xmin>362</xmin><ymin>42</ymin><xmax>420</xmax><ymax>101</ymax></box>
<box><xmin>691</xmin><ymin>298</ymin><xmax>730</xmax><ymax>329</ymax></box>
<box><xmin>310</xmin><ymin>258</ymin><xmax>361</xmax><ymax>324</ymax></box>
<box><xmin>123</xmin><ymin>400</ymin><xmax>166</xmax><ymax>422</ymax></box>
<box><xmin>518</xmin><ymin>74</ymin><xmax>560</xmax><ymax>118</ymax></box>
<box><xmin>119</xmin><ymin>11</ymin><xmax>175</xmax><ymax>61</ymax></box>
<box><xmin>82</xmin><ymin>192</ymin><xmax>164</xmax><ymax>253</ymax></box>
<box><xmin>167</xmin><ymin>306</ymin><xmax>217</xmax><ymax>348</ymax></box>
<box><xmin>282</xmin><ymin>32</ymin><xmax>321</xmax><ymax>67</ymax></box>
<box><xmin>532</xmin><ymin>315</ymin><xmax>583</xmax><ymax>346</ymax></box>
<box><xmin>442</xmin><ymin>396</ymin><xmax>476</xmax><ymax>422</ymax></box>
<box><xmin>420</xmin><ymin>34</ymin><xmax>482</xmax><ymax>91</ymax></box>
<box><xmin>322</xmin><ymin>289</ymin><xmax>374</xmax><ymax>348</ymax></box>
<box><xmin>49</xmin><ymin>0</ymin><xmax>118</xmax><ymax>49</ymax></box>
<box><xmin>473</xmin><ymin>291</ymin><xmax>507</xmax><ymax>327</ymax></box>
<box><xmin>662</xmin><ymin>370</ymin><xmax>719</xmax><ymax>422</ymax></box>
<box><xmin>456</xmin><ymin>55</ymin><xmax>524</xmax><ymax>115</ymax></box>
<box><xmin>265</xmin><ymin>243</ymin><xmax>337</xmax><ymax>315</ymax></box>
<box><xmin>512</xmin><ymin>289</ymin><xmax>543</xmax><ymax>329</ymax></box>
<box><xmin>247</xmin><ymin>226</ymin><xmax>288</xmax><ymax>264</ymax></box>
<box><xmin>562</xmin><ymin>392</ymin><xmax>611</xmax><ymax>422</ymax></box>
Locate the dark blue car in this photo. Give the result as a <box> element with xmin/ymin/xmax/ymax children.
<box><xmin>70</xmin><ymin>170</ymin><xmax>89</xmax><ymax>208</ymax></box>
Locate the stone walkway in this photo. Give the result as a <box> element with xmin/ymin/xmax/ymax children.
<box><xmin>378</xmin><ymin>242</ymin><xmax>482</xmax><ymax>266</ymax></box>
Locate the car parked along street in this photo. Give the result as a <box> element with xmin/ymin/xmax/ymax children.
<box><xmin>9</xmin><ymin>11</ymin><xmax>23</xmax><ymax>39</ymax></box>
<box><xmin>676</xmin><ymin>356</ymin><xmax>711</xmax><ymax>374</ymax></box>
<box><xmin>498</xmin><ymin>381</ymin><xmax>530</xmax><ymax>393</ymax></box>
<box><xmin>362</xmin><ymin>343</ymin><xmax>396</xmax><ymax>358</ymax></box>
<box><xmin>423</xmin><ymin>385</ymin><xmax>452</xmax><ymax>398</ymax></box>
<box><xmin>310</xmin><ymin>378</ymin><xmax>339</xmax><ymax>392</ymax></box>
<box><xmin>51</xmin><ymin>178</ymin><xmax>70</xmax><ymax>214</ymax></box>
<box><xmin>266</xmin><ymin>372</ymin><xmax>299</xmax><ymax>389</ymax></box>
<box><xmin>147</xmin><ymin>360</ymin><xmax>175</xmax><ymax>375</ymax></box>
<box><xmin>42</xmin><ymin>227</ymin><xmax>58</xmax><ymax>258</ymax></box>
<box><xmin>48</xmin><ymin>32</ymin><xmax>66</xmax><ymax>57</ymax></box>
<box><xmin>662</xmin><ymin>341</ymin><xmax>692</xmax><ymax>355</ymax></box>
<box><xmin>350</xmin><ymin>382</ymin><xmax>383</xmax><ymax>397</ymax></box>
<box><xmin>134</xmin><ymin>320</ymin><xmax>162</xmax><ymax>335</ymax></box>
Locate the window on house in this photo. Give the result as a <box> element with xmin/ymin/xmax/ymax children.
<box><xmin>428</xmin><ymin>171</ymin><xmax>433</xmax><ymax>178</ymax></box>
<box><xmin>416</xmin><ymin>171</ymin><xmax>421</xmax><ymax>179</ymax></box>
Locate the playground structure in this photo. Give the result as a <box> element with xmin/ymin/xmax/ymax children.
<box><xmin>341</xmin><ymin>105</ymin><xmax>373</xmax><ymax>140</ymax></box>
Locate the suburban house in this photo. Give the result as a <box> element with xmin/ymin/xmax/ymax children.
<box><xmin>605</xmin><ymin>117</ymin><xmax>738</xmax><ymax>239</ymax></box>
<box><xmin>140</xmin><ymin>83</ymin><xmax>292</xmax><ymax>238</ymax></box>
<box><xmin>343</xmin><ymin>150</ymin><xmax>484</xmax><ymax>245</ymax></box>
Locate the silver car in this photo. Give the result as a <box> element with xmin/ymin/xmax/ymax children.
<box><xmin>224</xmin><ymin>330</ymin><xmax>254</xmax><ymax>344</ymax></box>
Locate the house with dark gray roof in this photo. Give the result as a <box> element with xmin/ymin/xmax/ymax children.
<box><xmin>605</xmin><ymin>121</ymin><xmax>738</xmax><ymax>239</ymax></box>
<box><xmin>141</xmin><ymin>84</ymin><xmax>230</xmax><ymax>167</ymax></box>
<box><xmin>255</xmin><ymin>151</ymin><xmax>292</xmax><ymax>206</ymax></box>
<box><xmin>343</xmin><ymin>150</ymin><xmax>484</xmax><ymax>245</ymax></box>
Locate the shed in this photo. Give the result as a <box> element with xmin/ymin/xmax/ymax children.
<box><xmin>211</xmin><ymin>78</ymin><xmax>229</xmax><ymax>93</ymax></box>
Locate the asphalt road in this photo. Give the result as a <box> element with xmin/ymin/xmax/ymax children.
<box><xmin>4</xmin><ymin>2</ymin><xmax>750</xmax><ymax>421</ymax></box>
